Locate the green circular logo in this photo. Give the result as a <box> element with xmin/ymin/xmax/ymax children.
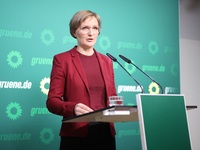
<box><xmin>7</xmin><ymin>51</ymin><xmax>23</xmax><ymax>69</ymax></box>
<box><xmin>148</xmin><ymin>82</ymin><xmax>160</xmax><ymax>94</ymax></box>
<box><xmin>40</xmin><ymin>77</ymin><xmax>50</xmax><ymax>95</ymax></box>
<box><xmin>40</xmin><ymin>128</ymin><xmax>54</xmax><ymax>144</ymax></box>
<box><xmin>40</xmin><ymin>29</ymin><xmax>55</xmax><ymax>46</ymax></box>
<box><xmin>99</xmin><ymin>35</ymin><xmax>111</xmax><ymax>51</ymax></box>
<box><xmin>124</xmin><ymin>61</ymin><xmax>136</xmax><ymax>74</ymax></box>
<box><xmin>6</xmin><ymin>102</ymin><xmax>22</xmax><ymax>120</ymax></box>
<box><xmin>148</xmin><ymin>41</ymin><xmax>159</xmax><ymax>55</ymax></box>
<box><xmin>170</xmin><ymin>63</ymin><xmax>178</xmax><ymax>76</ymax></box>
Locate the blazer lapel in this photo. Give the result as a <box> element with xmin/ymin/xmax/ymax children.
<box><xmin>70</xmin><ymin>48</ymin><xmax>90</xmax><ymax>94</ymax></box>
<box><xmin>96</xmin><ymin>52</ymin><xmax>109</xmax><ymax>97</ymax></box>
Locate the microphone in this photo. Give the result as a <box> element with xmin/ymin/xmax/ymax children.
<box><xmin>106</xmin><ymin>53</ymin><xmax>144</xmax><ymax>93</ymax></box>
<box><xmin>119</xmin><ymin>54</ymin><xmax>164</xmax><ymax>94</ymax></box>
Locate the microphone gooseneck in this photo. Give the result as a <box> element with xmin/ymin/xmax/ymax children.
<box><xmin>119</xmin><ymin>55</ymin><xmax>132</xmax><ymax>63</ymax></box>
<box><xmin>106</xmin><ymin>53</ymin><xmax>144</xmax><ymax>93</ymax></box>
<box><xmin>119</xmin><ymin>54</ymin><xmax>164</xmax><ymax>94</ymax></box>
<box><xmin>106</xmin><ymin>53</ymin><xmax>117</xmax><ymax>62</ymax></box>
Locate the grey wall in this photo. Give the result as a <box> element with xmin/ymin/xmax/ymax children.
<box><xmin>179</xmin><ymin>0</ymin><xmax>200</xmax><ymax>149</ymax></box>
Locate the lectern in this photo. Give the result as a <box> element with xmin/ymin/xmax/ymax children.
<box><xmin>136</xmin><ymin>94</ymin><xmax>195</xmax><ymax>150</ymax></box>
<box><xmin>62</xmin><ymin>105</ymin><xmax>138</xmax><ymax>123</ymax></box>
<box><xmin>62</xmin><ymin>94</ymin><xmax>197</xmax><ymax>150</ymax></box>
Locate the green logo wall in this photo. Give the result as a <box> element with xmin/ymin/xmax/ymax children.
<box><xmin>0</xmin><ymin>0</ymin><xmax>180</xmax><ymax>149</ymax></box>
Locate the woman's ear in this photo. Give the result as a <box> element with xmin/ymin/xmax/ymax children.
<box><xmin>73</xmin><ymin>33</ymin><xmax>76</xmax><ymax>38</ymax></box>
<box><xmin>73</xmin><ymin>31</ymin><xmax>77</xmax><ymax>38</ymax></box>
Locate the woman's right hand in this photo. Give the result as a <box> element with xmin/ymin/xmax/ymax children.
<box><xmin>74</xmin><ymin>103</ymin><xmax>93</xmax><ymax>116</ymax></box>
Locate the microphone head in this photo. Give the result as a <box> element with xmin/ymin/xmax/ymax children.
<box><xmin>106</xmin><ymin>53</ymin><xmax>117</xmax><ymax>62</ymax></box>
<box><xmin>119</xmin><ymin>55</ymin><xmax>132</xmax><ymax>63</ymax></box>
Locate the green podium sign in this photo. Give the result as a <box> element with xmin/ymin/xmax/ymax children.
<box><xmin>136</xmin><ymin>94</ymin><xmax>192</xmax><ymax>150</ymax></box>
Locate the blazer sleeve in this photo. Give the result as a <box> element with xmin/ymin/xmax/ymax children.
<box><xmin>46</xmin><ymin>54</ymin><xmax>76</xmax><ymax>118</ymax></box>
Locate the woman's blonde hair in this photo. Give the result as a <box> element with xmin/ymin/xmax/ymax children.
<box><xmin>69</xmin><ymin>10</ymin><xmax>101</xmax><ymax>38</ymax></box>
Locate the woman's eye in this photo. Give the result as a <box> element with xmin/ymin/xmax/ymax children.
<box><xmin>82</xmin><ymin>27</ymin><xmax>88</xmax><ymax>30</ymax></box>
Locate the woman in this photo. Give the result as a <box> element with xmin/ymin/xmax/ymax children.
<box><xmin>46</xmin><ymin>10</ymin><xmax>117</xmax><ymax>150</ymax></box>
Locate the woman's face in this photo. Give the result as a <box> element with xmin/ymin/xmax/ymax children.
<box><xmin>74</xmin><ymin>16</ymin><xmax>99</xmax><ymax>49</ymax></box>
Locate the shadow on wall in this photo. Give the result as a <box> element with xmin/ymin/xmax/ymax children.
<box><xmin>180</xmin><ymin>0</ymin><xmax>200</xmax><ymax>12</ymax></box>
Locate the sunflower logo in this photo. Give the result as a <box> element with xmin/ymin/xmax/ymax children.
<box><xmin>148</xmin><ymin>41</ymin><xmax>159</xmax><ymax>55</ymax></box>
<box><xmin>99</xmin><ymin>35</ymin><xmax>111</xmax><ymax>51</ymax></box>
<box><xmin>6</xmin><ymin>102</ymin><xmax>22</xmax><ymax>120</ymax></box>
<box><xmin>113</xmin><ymin>62</ymin><xmax>118</xmax><ymax>70</ymax></box>
<box><xmin>40</xmin><ymin>77</ymin><xmax>50</xmax><ymax>95</ymax></box>
<box><xmin>40</xmin><ymin>128</ymin><xmax>54</xmax><ymax>144</ymax></box>
<box><xmin>124</xmin><ymin>60</ymin><xmax>136</xmax><ymax>74</ymax></box>
<box><xmin>40</xmin><ymin>29</ymin><xmax>55</xmax><ymax>46</ymax></box>
<box><xmin>170</xmin><ymin>63</ymin><xmax>179</xmax><ymax>76</ymax></box>
<box><xmin>7</xmin><ymin>51</ymin><xmax>23</xmax><ymax>69</ymax></box>
<box><xmin>148</xmin><ymin>82</ymin><xmax>160</xmax><ymax>94</ymax></box>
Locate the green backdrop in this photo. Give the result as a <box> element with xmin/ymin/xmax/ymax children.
<box><xmin>0</xmin><ymin>0</ymin><xmax>180</xmax><ymax>149</ymax></box>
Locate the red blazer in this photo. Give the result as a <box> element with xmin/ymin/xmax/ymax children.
<box><xmin>46</xmin><ymin>46</ymin><xmax>117</xmax><ymax>137</ymax></box>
